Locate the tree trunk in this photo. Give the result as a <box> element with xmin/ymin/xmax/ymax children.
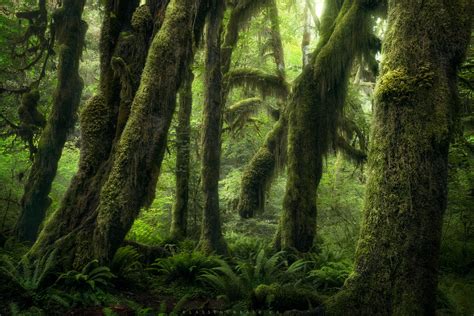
<box><xmin>170</xmin><ymin>66</ymin><xmax>194</xmax><ymax>240</ymax></box>
<box><xmin>326</xmin><ymin>1</ymin><xmax>472</xmax><ymax>314</ymax></box>
<box><xmin>92</xmin><ymin>0</ymin><xmax>209</xmax><ymax>264</ymax></box>
<box><xmin>27</xmin><ymin>0</ymin><xmax>177</xmax><ymax>268</ymax></box>
<box><xmin>15</xmin><ymin>0</ymin><xmax>87</xmax><ymax>243</ymax></box>
<box><xmin>277</xmin><ymin>0</ymin><xmax>376</xmax><ymax>252</ymax></box>
<box><xmin>236</xmin><ymin>0</ymin><xmax>288</xmax><ymax>219</ymax></box>
<box><xmin>198</xmin><ymin>0</ymin><xmax>227</xmax><ymax>255</ymax></box>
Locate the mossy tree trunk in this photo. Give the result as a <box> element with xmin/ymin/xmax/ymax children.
<box><xmin>29</xmin><ymin>0</ymin><xmax>202</xmax><ymax>267</ymax></box>
<box><xmin>277</xmin><ymin>0</ymin><xmax>378</xmax><ymax>252</ymax></box>
<box><xmin>326</xmin><ymin>1</ymin><xmax>472</xmax><ymax>314</ymax></box>
<box><xmin>91</xmin><ymin>0</ymin><xmax>209</xmax><ymax>264</ymax></box>
<box><xmin>170</xmin><ymin>66</ymin><xmax>194</xmax><ymax>240</ymax></box>
<box><xmin>15</xmin><ymin>0</ymin><xmax>87</xmax><ymax>243</ymax></box>
<box><xmin>198</xmin><ymin>0</ymin><xmax>227</xmax><ymax>255</ymax></box>
<box><xmin>28</xmin><ymin>0</ymin><xmax>142</xmax><ymax>267</ymax></box>
<box><xmin>236</xmin><ymin>0</ymin><xmax>288</xmax><ymax>219</ymax></box>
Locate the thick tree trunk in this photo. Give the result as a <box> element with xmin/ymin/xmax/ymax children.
<box><xmin>326</xmin><ymin>1</ymin><xmax>472</xmax><ymax>314</ymax></box>
<box><xmin>170</xmin><ymin>67</ymin><xmax>194</xmax><ymax>240</ymax></box>
<box><xmin>15</xmin><ymin>0</ymin><xmax>87</xmax><ymax>243</ymax></box>
<box><xmin>27</xmin><ymin>0</ymin><xmax>173</xmax><ymax>268</ymax></box>
<box><xmin>277</xmin><ymin>0</ymin><xmax>375</xmax><ymax>252</ymax></box>
<box><xmin>198</xmin><ymin>0</ymin><xmax>227</xmax><ymax>255</ymax></box>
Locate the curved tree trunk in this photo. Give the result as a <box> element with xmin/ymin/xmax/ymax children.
<box><xmin>15</xmin><ymin>0</ymin><xmax>87</xmax><ymax>243</ymax></box>
<box><xmin>92</xmin><ymin>0</ymin><xmax>209</xmax><ymax>264</ymax></box>
<box><xmin>277</xmin><ymin>0</ymin><xmax>377</xmax><ymax>252</ymax></box>
<box><xmin>198</xmin><ymin>0</ymin><xmax>227</xmax><ymax>255</ymax></box>
<box><xmin>326</xmin><ymin>0</ymin><xmax>472</xmax><ymax>314</ymax></box>
<box><xmin>170</xmin><ymin>66</ymin><xmax>194</xmax><ymax>240</ymax></box>
<box><xmin>28</xmin><ymin>0</ymin><xmax>180</xmax><ymax>268</ymax></box>
<box><xmin>236</xmin><ymin>0</ymin><xmax>288</xmax><ymax>218</ymax></box>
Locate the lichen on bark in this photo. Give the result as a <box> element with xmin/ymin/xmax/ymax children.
<box><xmin>325</xmin><ymin>0</ymin><xmax>472</xmax><ymax>314</ymax></box>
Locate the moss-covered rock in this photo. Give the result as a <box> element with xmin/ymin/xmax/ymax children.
<box><xmin>251</xmin><ymin>284</ymin><xmax>323</xmax><ymax>312</ymax></box>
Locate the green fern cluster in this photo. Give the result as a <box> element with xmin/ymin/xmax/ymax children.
<box><xmin>150</xmin><ymin>251</ymin><xmax>220</xmax><ymax>285</ymax></box>
<box><xmin>110</xmin><ymin>246</ymin><xmax>143</xmax><ymax>281</ymax></box>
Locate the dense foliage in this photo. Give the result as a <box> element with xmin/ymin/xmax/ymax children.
<box><xmin>0</xmin><ymin>0</ymin><xmax>472</xmax><ymax>314</ymax></box>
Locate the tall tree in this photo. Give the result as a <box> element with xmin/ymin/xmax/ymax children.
<box><xmin>170</xmin><ymin>66</ymin><xmax>194</xmax><ymax>240</ymax></box>
<box><xmin>198</xmin><ymin>0</ymin><xmax>227</xmax><ymax>254</ymax></box>
<box><xmin>15</xmin><ymin>0</ymin><xmax>87</xmax><ymax>242</ymax></box>
<box><xmin>236</xmin><ymin>0</ymin><xmax>289</xmax><ymax>219</ymax></box>
<box><xmin>276</xmin><ymin>0</ymin><xmax>379</xmax><ymax>252</ymax></box>
<box><xmin>326</xmin><ymin>0</ymin><xmax>472</xmax><ymax>314</ymax></box>
<box><xmin>29</xmin><ymin>0</ymin><xmax>208</xmax><ymax>268</ymax></box>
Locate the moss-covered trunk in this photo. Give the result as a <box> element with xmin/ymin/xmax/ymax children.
<box><xmin>326</xmin><ymin>1</ymin><xmax>472</xmax><ymax>314</ymax></box>
<box><xmin>170</xmin><ymin>66</ymin><xmax>194</xmax><ymax>240</ymax></box>
<box><xmin>15</xmin><ymin>0</ymin><xmax>87</xmax><ymax>243</ymax></box>
<box><xmin>236</xmin><ymin>0</ymin><xmax>288</xmax><ymax>218</ymax></box>
<box><xmin>28</xmin><ymin>0</ymin><xmax>161</xmax><ymax>268</ymax></box>
<box><xmin>277</xmin><ymin>0</ymin><xmax>376</xmax><ymax>252</ymax></box>
<box><xmin>198</xmin><ymin>0</ymin><xmax>227</xmax><ymax>255</ymax></box>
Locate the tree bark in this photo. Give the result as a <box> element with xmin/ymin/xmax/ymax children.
<box><xmin>170</xmin><ymin>66</ymin><xmax>194</xmax><ymax>240</ymax></box>
<box><xmin>91</xmin><ymin>0</ymin><xmax>209</xmax><ymax>264</ymax></box>
<box><xmin>15</xmin><ymin>0</ymin><xmax>87</xmax><ymax>243</ymax></box>
<box><xmin>198</xmin><ymin>0</ymin><xmax>227</xmax><ymax>255</ymax></box>
<box><xmin>27</xmin><ymin>0</ymin><xmax>189</xmax><ymax>268</ymax></box>
<box><xmin>277</xmin><ymin>0</ymin><xmax>376</xmax><ymax>252</ymax></box>
<box><xmin>236</xmin><ymin>0</ymin><xmax>288</xmax><ymax>219</ymax></box>
<box><xmin>326</xmin><ymin>0</ymin><xmax>472</xmax><ymax>314</ymax></box>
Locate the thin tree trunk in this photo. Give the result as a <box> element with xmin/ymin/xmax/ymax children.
<box><xmin>198</xmin><ymin>0</ymin><xmax>227</xmax><ymax>255</ymax></box>
<box><xmin>170</xmin><ymin>66</ymin><xmax>194</xmax><ymax>240</ymax></box>
<box><xmin>15</xmin><ymin>0</ymin><xmax>87</xmax><ymax>243</ymax></box>
<box><xmin>326</xmin><ymin>1</ymin><xmax>472</xmax><ymax>314</ymax></box>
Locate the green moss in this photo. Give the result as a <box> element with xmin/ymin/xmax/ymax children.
<box><xmin>251</xmin><ymin>284</ymin><xmax>323</xmax><ymax>312</ymax></box>
<box><xmin>225</xmin><ymin>68</ymin><xmax>289</xmax><ymax>99</ymax></box>
<box><xmin>131</xmin><ymin>5</ymin><xmax>152</xmax><ymax>32</ymax></box>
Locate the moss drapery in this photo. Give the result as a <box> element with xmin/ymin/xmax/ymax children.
<box><xmin>15</xmin><ymin>0</ymin><xmax>87</xmax><ymax>242</ymax></box>
<box><xmin>277</xmin><ymin>0</ymin><xmax>379</xmax><ymax>252</ymax></box>
<box><xmin>325</xmin><ymin>0</ymin><xmax>472</xmax><ymax>314</ymax></box>
<box><xmin>29</xmin><ymin>0</ymin><xmax>208</xmax><ymax>268</ymax></box>
<box><xmin>236</xmin><ymin>0</ymin><xmax>288</xmax><ymax>219</ymax></box>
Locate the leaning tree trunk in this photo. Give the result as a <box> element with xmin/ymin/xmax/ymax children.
<box><xmin>15</xmin><ymin>0</ymin><xmax>87</xmax><ymax>243</ymax></box>
<box><xmin>27</xmin><ymin>0</ymin><xmax>170</xmax><ymax>268</ymax></box>
<box><xmin>198</xmin><ymin>0</ymin><xmax>227</xmax><ymax>255</ymax></box>
<box><xmin>277</xmin><ymin>0</ymin><xmax>378</xmax><ymax>252</ymax></box>
<box><xmin>236</xmin><ymin>0</ymin><xmax>288</xmax><ymax>219</ymax></box>
<box><xmin>326</xmin><ymin>0</ymin><xmax>472</xmax><ymax>315</ymax></box>
<box><xmin>92</xmin><ymin>0</ymin><xmax>209</xmax><ymax>264</ymax></box>
<box><xmin>170</xmin><ymin>66</ymin><xmax>194</xmax><ymax>240</ymax></box>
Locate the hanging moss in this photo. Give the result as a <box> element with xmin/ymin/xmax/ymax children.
<box><xmin>221</xmin><ymin>0</ymin><xmax>273</xmax><ymax>74</ymax></box>
<box><xmin>225</xmin><ymin>68</ymin><xmax>289</xmax><ymax>99</ymax></box>
<box><xmin>325</xmin><ymin>0</ymin><xmax>472</xmax><ymax>314</ymax></box>
<box><xmin>236</xmin><ymin>0</ymin><xmax>288</xmax><ymax>219</ymax></box>
<box><xmin>277</xmin><ymin>0</ymin><xmax>380</xmax><ymax>252</ymax></box>
<box><xmin>15</xmin><ymin>0</ymin><xmax>87</xmax><ymax>243</ymax></box>
<box><xmin>27</xmin><ymin>1</ymin><xmax>153</xmax><ymax>268</ymax></box>
<box><xmin>225</xmin><ymin>97</ymin><xmax>263</xmax><ymax>133</ymax></box>
<box><xmin>92</xmin><ymin>0</ymin><xmax>211</xmax><ymax>263</ymax></box>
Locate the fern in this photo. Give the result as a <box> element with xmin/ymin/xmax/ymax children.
<box><xmin>150</xmin><ymin>251</ymin><xmax>220</xmax><ymax>285</ymax></box>
<box><xmin>110</xmin><ymin>246</ymin><xmax>143</xmax><ymax>280</ymax></box>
